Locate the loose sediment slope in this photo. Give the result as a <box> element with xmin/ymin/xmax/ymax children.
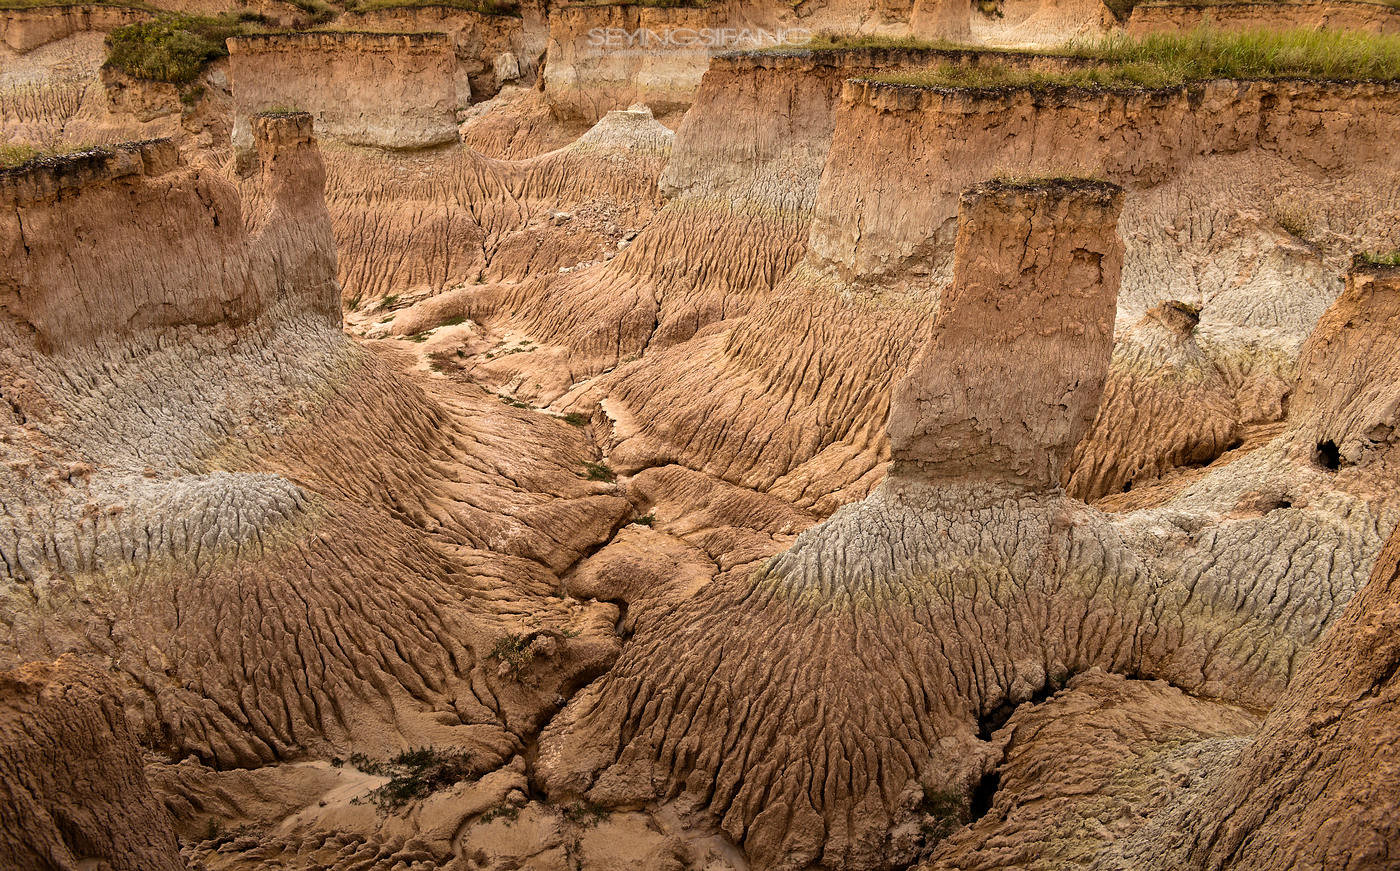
<box><xmin>228</xmin><ymin>32</ymin><xmax>467</xmax><ymax>152</ymax></box>
<box><xmin>319</xmin><ymin>101</ymin><xmax>672</xmax><ymax>309</ymax></box>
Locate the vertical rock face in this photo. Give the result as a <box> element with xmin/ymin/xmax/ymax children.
<box><xmin>0</xmin><ymin>4</ymin><xmax>149</xmax><ymax>53</ymax></box>
<box><xmin>0</xmin><ymin>114</ymin><xmax>336</xmax><ymax>355</ymax></box>
<box><xmin>228</xmin><ymin>32</ymin><xmax>465</xmax><ymax>152</ymax></box>
<box><xmin>337</xmin><ymin>6</ymin><xmax>539</xmax><ymax>100</ymax></box>
<box><xmin>889</xmin><ymin>179</ymin><xmax>1124</xmax><ymax>490</ymax></box>
<box><xmin>1289</xmin><ymin>261</ymin><xmax>1400</xmax><ymax>471</ymax></box>
<box><xmin>0</xmin><ymin>658</ymin><xmax>183</xmax><ymax>871</ymax></box>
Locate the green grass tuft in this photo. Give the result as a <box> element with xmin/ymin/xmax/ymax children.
<box><xmin>348</xmin><ymin>747</ymin><xmax>481</xmax><ymax>812</ymax></box>
<box><xmin>0</xmin><ymin>0</ymin><xmax>148</xmax><ymax>8</ymax></box>
<box><xmin>0</xmin><ymin>142</ymin><xmax>103</xmax><ymax>169</ymax></box>
<box><xmin>1357</xmin><ymin>251</ymin><xmax>1400</xmax><ymax>267</ymax></box>
<box><xmin>0</xmin><ymin>143</ymin><xmax>43</xmax><ymax>169</ymax></box>
<box><xmin>489</xmin><ymin>633</ymin><xmax>535</xmax><ymax>679</ymax></box>
<box><xmin>583</xmin><ymin>461</ymin><xmax>615</xmax><ymax>483</ymax></box>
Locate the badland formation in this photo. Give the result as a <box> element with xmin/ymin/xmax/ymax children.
<box><xmin>2</xmin><ymin>0</ymin><xmax>1399</xmax><ymax>868</ymax></box>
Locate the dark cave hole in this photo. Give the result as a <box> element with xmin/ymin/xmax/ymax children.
<box><xmin>1316</xmin><ymin>439</ymin><xmax>1341</xmax><ymax>471</ymax></box>
<box><xmin>970</xmin><ymin>770</ymin><xmax>1000</xmax><ymax>821</ymax></box>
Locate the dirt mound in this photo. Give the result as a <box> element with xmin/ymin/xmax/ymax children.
<box><xmin>1068</xmin><ymin>301</ymin><xmax>1239</xmax><ymax>500</ymax></box>
<box><xmin>1102</xmin><ymin>513</ymin><xmax>1400</xmax><ymax>870</ymax></box>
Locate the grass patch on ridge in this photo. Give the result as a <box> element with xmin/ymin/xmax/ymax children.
<box><xmin>857</xmin><ymin>28</ymin><xmax>1400</xmax><ymax>90</ymax></box>
<box><xmin>342</xmin><ymin>0</ymin><xmax>519</xmax><ymax>14</ymax></box>
<box><xmin>0</xmin><ymin>142</ymin><xmax>105</xmax><ymax>169</ymax></box>
<box><xmin>105</xmin><ymin>13</ymin><xmax>268</xmax><ymax>83</ymax></box>
<box><xmin>0</xmin><ymin>0</ymin><xmax>148</xmax><ymax>8</ymax></box>
<box><xmin>1357</xmin><ymin>251</ymin><xmax>1400</xmax><ymax>267</ymax></box>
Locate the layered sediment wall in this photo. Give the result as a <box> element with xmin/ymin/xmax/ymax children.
<box><xmin>0</xmin><ymin>120</ymin><xmax>335</xmax><ymax>353</ymax></box>
<box><xmin>0</xmin><ymin>3</ymin><xmax>149</xmax><ymax>54</ymax></box>
<box><xmin>341</xmin><ymin>5</ymin><xmax>542</xmax><ymax>99</ymax></box>
<box><xmin>1127</xmin><ymin>0</ymin><xmax>1400</xmax><ymax>34</ymax></box>
<box><xmin>541</xmin><ymin>0</ymin><xmax>976</xmax><ymax>124</ymax></box>
<box><xmin>586</xmin><ymin>65</ymin><xmax>1399</xmax><ymax>515</ymax></box>
<box><xmin>889</xmin><ymin>179</ymin><xmax>1125</xmax><ymax>487</ymax></box>
<box><xmin>228</xmin><ymin>31</ymin><xmax>466</xmax><ymax>151</ymax></box>
<box><xmin>543</xmin><ymin>3</ymin><xmax>731</xmax><ymax>123</ymax></box>
<box><xmin>812</xmin><ymin>78</ymin><xmax>1400</xmax><ymax>315</ymax></box>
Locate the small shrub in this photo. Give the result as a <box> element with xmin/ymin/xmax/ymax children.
<box><xmin>478</xmin><ymin>803</ymin><xmax>521</xmax><ymax>823</ymax></box>
<box><xmin>440</xmin><ymin>315</ymin><xmax>467</xmax><ymax>327</ymax></box>
<box><xmin>1272</xmin><ymin>205</ymin><xmax>1312</xmax><ymax>241</ymax></box>
<box><xmin>349</xmin><ymin>747</ymin><xmax>481</xmax><ymax>812</ymax></box>
<box><xmin>376</xmin><ymin>294</ymin><xmax>399</xmax><ymax>311</ymax></box>
<box><xmin>633</xmin><ymin>512</ymin><xmax>655</xmax><ymax>526</ymax></box>
<box><xmin>917</xmin><ymin>786</ymin><xmax>969</xmax><ymax>845</ymax></box>
<box><xmin>560</xmin><ymin>801</ymin><xmax>609</xmax><ymax>826</ymax></box>
<box><xmin>286</xmin><ymin>0</ymin><xmax>337</xmax><ymax>24</ymax></box>
<box><xmin>489</xmin><ymin>632</ymin><xmax>535</xmax><ymax>678</ymax></box>
<box><xmin>562</xmin><ymin>412</ymin><xmax>589</xmax><ymax>427</ymax></box>
<box><xmin>584</xmin><ymin>462</ymin><xmax>615</xmax><ymax>482</ymax></box>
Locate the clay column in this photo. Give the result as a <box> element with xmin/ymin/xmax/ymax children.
<box><xmin>888</xmin><ymin>178</ymin><xmax>1125</xmax><ymax>489</ymax></box>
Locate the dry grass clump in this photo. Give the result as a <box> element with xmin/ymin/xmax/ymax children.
<box><xmin>568</xmin><ymin>0</ymin><xmax>707</xmax><ymax>7</ymax></box>
<box><xmin>0</xmin><ymin>141</ymin><xmax>101</xmax><ymax>169</ymax></box>
<box><xmin>861</xmin><ymin>28</ymin><xmax>1400</xmax><ymax>90</ymax></box>
<box><xmin>772</xmin><ymin>31</ymin><xmax>971</xmax><ymax>52</ymax></box>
